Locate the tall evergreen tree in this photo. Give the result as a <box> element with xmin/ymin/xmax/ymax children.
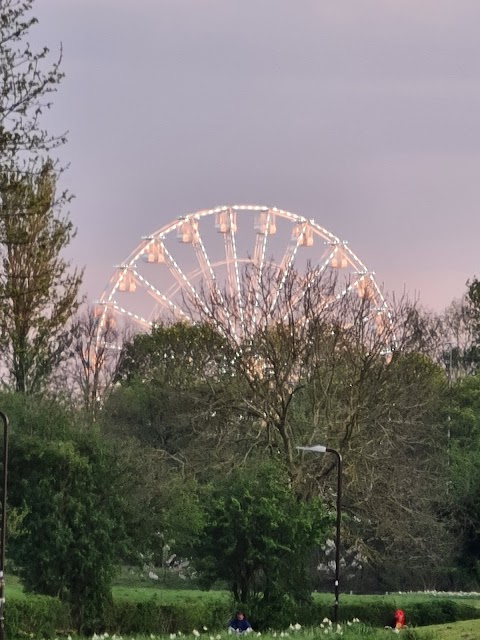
<box><xmin>0</xmin><ymin>161</ymin><xmax>82</xmax><ymax>393</ymax></box>
<box><xmin>0</xmin><ymin>1</ymin><xmax>82</xmax><ymax>392</ymax></box>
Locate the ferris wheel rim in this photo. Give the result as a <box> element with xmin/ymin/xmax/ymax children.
<box><xmin>97</xmin><ymin>204</ymin><xmax>391</xmax><ymax>344</ymax></box>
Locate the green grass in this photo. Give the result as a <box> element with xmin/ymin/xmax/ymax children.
<box><xmin>411</xmin><ymin>617</ymin><xmax>480</xmax><ymax>639</ymax></box>
<box><xmin>6</xmin><ymin>573</ymin><xmax>480</xmax><ymax>638</ymax></box>
<box><xmin>5</xmin><ymin>574</ymin><xmax>26</xmax><ymax>599</ymax></box>
<box><xmin>110</xmin><ymin>584</ymin><xmax>480</xmax><ymax>610</ymax></box>
<box><xmin>112</xmin><ymin>586</ymin><xmax>231</xmax><ymax>603</ymax></box>
<box><xmin>50</xmin><ymin>623</ymin><xmax>480</xmax><ymax>640</ymax></box>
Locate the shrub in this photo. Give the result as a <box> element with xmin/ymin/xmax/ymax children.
<box><xmin>105</xmin><ymin>599</ymin><xmax>232</xmax><ymax>634</ymax></box>
<box><xmin>5</xmin><ymin>595</ymin><xmax>72</xmax><ymax>638</ymax></box>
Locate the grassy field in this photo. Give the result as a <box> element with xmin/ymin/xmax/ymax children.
<box><xmin>111</xmin><ymin>584</ymin><xmax>480</xmax><ymax>609</ymax></box>
<box><xmin>112</xmin><ymin>585</ymin><xmax>231</xmax><ymax>603</ymax></box>
<box><xmin>7</xmin><ymin>571</ymin><xmax>480</xmax><ymax>611</ymax></box>
<box><xmin>35</xmin><ymin>623</ymin><xmax>480</xmax><ymax>640</ymax></box>
<box><xmin>6</xmin><ymin>573</ymin><xmax>480</xmax><ymax>638</ymax></box>
<box><xmin>403</xmin><ymin>618</ymin><xmax>480</xmax><ymax>639</ymax></box>
<box><xmin>5</xmin><ymin>574</ymin><xmax>27</xmax><ymax>599</ymax></box>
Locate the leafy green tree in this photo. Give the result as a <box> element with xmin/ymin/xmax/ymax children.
<box><xmin>184</xmin><ymin>461</ymin><xmax>330</xmax><ymax>610</ymax></box>
<box><xmin>0</xmin><ymin>161</ymin><xmax>82</xmax><ymax>393</ymax></box>
<box><xmin>0</xmin><ymin>1</ymin><xmax>81</xmax><ymax>393</ymax></box>
<box><xmin>116</xmin><ymin>321</ymin><xmax>232</xmax><ymax>385</ymax></box>
<box><xmin>109</xmin><ymin>310</ymin><xmax>454</xmax><ymax>591</ymax></box>
<box><xmin>5</xmin><ymin>397</ymin><xmax>127</xmax><ymax>632</ymax></box>
<box><xmin>103</xmin><ymin>322</ymin><xmax>256</xmax><ymax>476</ymax></box>
<box><xmin>443</xmin><ymin>375</ymin><xmax>480</xmax><ymax>584</ymax></box>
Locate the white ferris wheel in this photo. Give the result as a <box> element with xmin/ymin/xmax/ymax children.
<box><xmin>97</xmin><ymin>204</ymin><xmax>390</xmax><ymax>343</ymax></box>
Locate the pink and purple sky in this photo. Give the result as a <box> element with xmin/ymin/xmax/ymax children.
<box><xmin>34</xmin><ymin>0</ymin><xmax>480</xmax><ymax>310</ymax></box>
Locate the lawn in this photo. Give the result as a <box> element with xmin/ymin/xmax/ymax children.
<box><xmin>410</xmin><ymin>617</ymin><xmax>480</xmax><ymax>639</ymax></box>
<box><xmin>111</xmin><ymin>584</ymin><xmax>480</xmax><ymax>610</ymax></box>
<box><xmin>112</xmin><ymin>586</ymin><xmax>231</xmax><ymax>603</ymax></box>
<box><xmin>6</xmin><ymin>574</ymin><xmax>480</xmax><ymax>637</ymax></box>
<box><xmin>5</xmin><ymin>574</ymin><xmax>27</xmax><ymax>599</ymax></box>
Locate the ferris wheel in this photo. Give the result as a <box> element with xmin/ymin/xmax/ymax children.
<box><xmin>96</xmin><ymin>204</ymin><xmax>391</xmax><ymax>344</ymax></box>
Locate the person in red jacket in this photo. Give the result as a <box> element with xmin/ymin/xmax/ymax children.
<box><xmin>393</xmin><ymin>609</ymin><xmax>406</xmax><ymax>629</ymax></box>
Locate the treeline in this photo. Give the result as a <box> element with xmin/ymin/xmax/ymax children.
<box><xmin>3</xmin><ymin>277</ymin><xmax>480</xmax><ymax>631</ymax></box>
<box><xmin>1</xmin><ymin>0</ymin><xmax>480</xmax><ymax>634</ymax></box>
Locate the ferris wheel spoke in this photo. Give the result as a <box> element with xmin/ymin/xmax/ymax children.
<box><xmin>192</xmin><ymin>219</ymin><xmax>238</xmax><ymax>341</ymax></box>
<box><xmin>252</xmin><ymin>208</ymin><xmax>274</xmax><ymax>329</ymax></box>
<box><xmin>102</xmin><ymin>301</ymin><xmax>151</xmax><ymax>330</ymax></box>
<box><xmin>131</xmin><ymin>268</ymin><xmax>191</xmax><ymax>323</ymax></box>
<box><xmin>222</xmin><ymin>208</ymin><xmax>245</xmax><ymax>338</ymax></box>
<box><xmin>159</xmin><ymin>242</ymin><xmax>214</xmax><ymax>320</ymax></box>
<box><xmin>270</xmin><ymin>221</ymin><xmax>307</xmax><ymax>316</ymax></box>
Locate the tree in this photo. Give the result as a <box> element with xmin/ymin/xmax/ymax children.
<box><xmin>0</xmin><ymin>2</ymin><xmax>81</xmax><ymax>392</ymax></box>
<box><xmin>103</xmin><ymin>322</ymin><xmax>253</xmax><ymax>477</ymax></box>
<box><xmin>7</xmin><ymin>421</ymin><xmax>127</xmax><ymax>632</ymax></box>
<box><xmin>57</xmin><ymin>306</ymin><xmax>126</xmax><ymax>420</ymax></box>
<box><xmin>0</xmin><ymin>0</ymin><xmax>65</xmax><ymax>165</ymax></box>
<box><xmin>185</xmin><ymin>461</ymin><xmax>329</xmax><ymax>617</ymax></box>
<box><xmin>109</xmin><ymin>265</ymin><xmax>455</xmax><ymax>589</ymax></box>
<box><xmin>442</xmin><ymin>374</ymin><xmax>480</xmax><ymax>585</ymax></box>
<box><xmin>0</xmin><ymin>161</ymin><xmax>82</xmax><ymax>393</ymax></box>
<box><xmin>185</xmin><ymin>262</ymin><xmax>409</xmax><ymax>474</ymax></box>
<box><xmin>434</xmin><ymin>277</ymin><xmax>480</xmax><ymax>381</ymax></box>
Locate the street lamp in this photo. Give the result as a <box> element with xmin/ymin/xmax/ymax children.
<box><xmin>0</xmin><ymin>411</ymin><xmax>9</xmax><ymax>640</ymax></box>
<box><xmin>297</xmin><ymin>444</ymin><xmax>342</xmax><ymax>626</ymax></box>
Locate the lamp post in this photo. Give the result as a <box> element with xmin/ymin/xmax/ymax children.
<box><xmin>297</xmin><ymin>444</ymin><xmax>342</xmax><ymax>626</ymax></box>
<box><xmin>0</xmin><ymin>411</ymin><xmax>9</xmax><ymax>640</ymax></box>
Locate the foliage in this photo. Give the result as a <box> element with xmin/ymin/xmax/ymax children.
<box><xmin>444</xmin><ymin>374</ymin><xmax>480</xmax><ymax>583</ymax></box>
<box><xmin>102</xmin><ymin>323</ymin><xmax>250</xmax><ymax>478</ymax></box>
<box><xmin>0</xmin><ymin>0</ymin><xmax>65</xmax><ymax>164</ymax></box>
<box><xmin>116</xmin><ymin>322</ymin><xmax>231</xmax><ymax>386</ymax></box>
<box><xmin>107</xmin><ymin>304</ymin><xmax>455</xmax><ymax>591</ymax></box>
<box><xmin>182</xmin><ymin>461</ymin><xmax>330</xmax><ymax>614</ymax></box>
<box><xmin>108</xmin><ymin>440</ymin><xmax>204</xmax><ymax>569</ymax></box>
<box><xmin>104</xmin><ymin>595</ymin><xmax>480</xmax><ymax>633</ymax></box>
<box><xmin>0</xmin><ymin>389</ymin><xmax>77</xmax><ymax>438</ymax></box>
<box><xmin>3</xmin><ymin>584</ymin><xmax>480</xmax><ymax>636</ymax></box>
<box><xmin>7</xmin><ymin>424</ymin><xmax>128</xmax><ymax>632</ymax></box>
<box><xmin>0</xmin><ymin>160</ymin><xmax>82</xmax><ymax>393</ymax></box>
<box><xmin>5</xmin><ymin>594</ymin><xmax>72</xmax><ymax>638</ymax></box>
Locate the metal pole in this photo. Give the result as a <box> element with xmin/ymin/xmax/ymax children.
<box><xmin>0</xmin><ymin>411</ymin><xmax>9</xmax><ymax>640</ymax></box>
<box><xmin>326</xmin><ymin>447</ymin><xmax>342</xmax><ymax>626</ymax></box>
<box><xmin>296</xmin><ymin>444</ymin><xmax>342</xmax><ymax>626</ymax></box>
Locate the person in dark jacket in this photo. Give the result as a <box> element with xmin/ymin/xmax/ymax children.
<box><xmin>228</xmin><ymin>611</ymin><xmax>252</xmax><ymax>633</ymax></box>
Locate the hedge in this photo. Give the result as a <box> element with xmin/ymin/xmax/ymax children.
<box><xmin>4</xmin><ymin>593</ymin><xmax>480</xmax><ymax>637</ymax></box>
<box><xmin>5</xmin><ymin>595</ymin><xmax>72</xmax><ymax>638</ymax></box>
<box><xmin>105</xmin><ymin>600</ymin><xmax>231</xmax><ymax>634</ymax></box>
<box><xmin>249</xmin><ymin>597</ymin><xmax>480</xmax><ymax>630</ymax></box>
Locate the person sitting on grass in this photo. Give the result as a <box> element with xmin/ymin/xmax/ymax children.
<box><xmin>385</xmin><ymin>609</ymin><xmax>406</xmax><ymax>631</ymax></box>
<box><xmin>228</xmin><ymin>611</ymin><xmax>253</xmax><ymax>634</ymax></box>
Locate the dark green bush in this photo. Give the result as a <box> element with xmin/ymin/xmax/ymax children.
<box><xmin>249</xmin><ymin>597</ymin><xmax>480</xmax><ymax>630</ymax></box>
<box><xmin>6</xmin><ymin>595</ymin><xmax>72</xmax><ymax>638</ymax></box>
<box><xmin>105</xmin><ymin>599</ymin><xmax>232</xmax><ymax>634</ymax></box>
